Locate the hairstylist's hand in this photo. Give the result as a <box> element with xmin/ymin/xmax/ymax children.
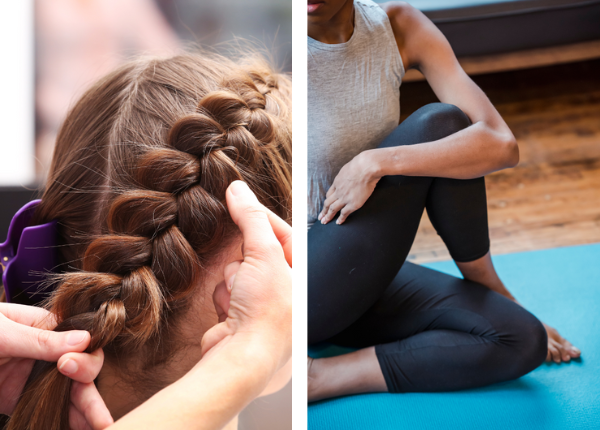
<box><xmin>0</xmin><ymin>303</ymin><xmax>112</xmax><ymax>429</ymax></box>
<box><xmin>319</xmin><ymin>151</ymin><xmax>381</xmax><ymax>225</ymax></box>
<box><xmin>202</xmin><ymin>180</ymin><xmax>292</xmax><ymax>377</ymax></box>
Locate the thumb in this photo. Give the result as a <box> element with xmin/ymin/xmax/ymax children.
<box><xmin>3</xmin><ymin>321</ymin><xmax>90</xmax><ymax>362</ymax></box>
<box><xmin>226</xmin><ymin>181</ymin><xmax>282</xmax><ymax>263</ymax></box>
<box><xmin>200</xmin><ymin>322</ymin><xmax>231</xmax><ymax>359</ymax></box>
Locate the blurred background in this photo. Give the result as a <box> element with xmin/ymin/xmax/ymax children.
<box><xmin>0</xmin><ymin>1</ymin><xmax>291</xmax><ymax>429</ymax></box>
<box><xmin>35</xmin><ymin>0</ymin><xmax>291</xmax><ymax>182</ymax></box>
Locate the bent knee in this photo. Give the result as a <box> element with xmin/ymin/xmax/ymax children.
<box><xmin>503</xmin><ymin>312</ymin><xmax>548</xmax><ymax>379</ymax></box>
<box><xmin>410</xmin><ymin>103</ymin><xmax>472</xmax><ymax>143</ymax></box>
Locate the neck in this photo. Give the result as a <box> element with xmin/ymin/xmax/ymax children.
<box><xmin>96</xmin><ymin>344</ymin><xmax>200</xmax><ymax>421</ymax></box>
<box><xmin>97</xmin><ymin>362</ymin><xmax>239</xmax><ymax>428</ymax></box>
<box><xmin>96</xmin><ymin>364</ymin><xmax>144</xmax><ymax>421</ymax></box>
<box><xmin>97</xmin><ymin>336</ymin><xmax>206</xmax><ymax>420</ymax></box>
<box><xmin>308</xmin><ymin>0</ymin><xmax>355</xmax><ymax>44</ymax></box>
<box><xmin>94</xmin><ymin>256</ymin><xmax>229</xmax><ymax>421</ymax></box>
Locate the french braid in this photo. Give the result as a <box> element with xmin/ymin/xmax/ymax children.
<box><xmin>9</xmin><ymin>53</ymin><xmax>291</xmax><ymax>430</ymax></box>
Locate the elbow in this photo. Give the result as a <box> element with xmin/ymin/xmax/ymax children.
<box><xmin>499</xmin><ymin>133</ymin><xmax>519</xmax><ymax>169</ymax></box>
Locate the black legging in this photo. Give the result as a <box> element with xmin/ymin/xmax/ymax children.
<box><xmin>308</xmin><ymin>103</ymin><xmax>547</xmax><ymax>393</ymax></box>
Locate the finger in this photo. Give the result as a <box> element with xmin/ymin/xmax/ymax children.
<box><xmin>224</xmin><ymin>261</ymin><xmax>243</xmax><ymax>292</ymax></box>
<box><xmin>1</xmin><ymin>318</ymin><xmax>90</xmax><ymax>362</ymax></box>
<box><xmin>325</xmin><ymin>185</ymin><xmax>336</xmax><ymax>199</ymax></box>
<box><xmin>0</xmin><ymin>302</ymin><xmax>57</xmax><ymax>330</ymax></box>
<box><xmin>57</xmin><ymin>349</ymin><xmax>104</xmax><ymax>383</ymax></box>
<box><xmin>318</xmin><ymin>202</ymin><xmax>333</xmax><ymax>224</ymax></box>
<box><xmin>70</xmin><ymin>404</ymin><xmax>93</xmax><ymax>430</ymax></box>
<box><xmin>226</xmin><ymin>181</ymin><xmax>283</xmax><ymax>263</ymax></box>
<box><xmin>319</xmin><ymin>189</ymin><xmax>338</xmax><ymax>220</ymax></box>
<box><xmin>318</xmin><ymin>206</ymin><xmax>326</xmax><ymax>221</ymax></box>
<box><xmin>321</xmin><ymin>201</ymin><xmax>341</xmax><ymax>224</ymax></box>
<box><xmin>321</xmin><ymin>200</ymin><xmax>344</xmax><ymax>225</ymax></box>
<box><xmin>71</xmin><ymin>381</ymin><xmax>114</xmax><ymax>430</ymax></box>
<box><xmin>263</xmin><ymin>208</ymin><xmax>292</xmax><ymax>267</ymax></box>
<box><xmin>213</xmin><ymin>280</ymin><xmax>231</xmax><ymax>323</ymax></box>
<box><xmin>318</xmin><ymin>199</ymin><xmax>333</xmax><ymax>221</ymax></box>
<box><xmin>200</xmin><ymin>322</ymin><xmax>230</xmax><ymax>358</ymax></box>
<box><xmin>336</xmin><ymin>207</ymin><xmax>354</xmax><ymax>225</ymax></box>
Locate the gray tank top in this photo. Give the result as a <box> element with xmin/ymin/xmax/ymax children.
<box><xmin>307</xmin><ymin>0</ymin><xmax>405</xmax><ymax>227</ymax></box>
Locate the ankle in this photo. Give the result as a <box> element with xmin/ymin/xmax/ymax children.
<box><xmin>456</xmin><ymin>259</ymin><xmax>516</xmax><ymax>300</ymax></box>
<box><xmin>307</xmin><ymin>356</ymin><xmax>324</xmax><ymax>403</ymax></box>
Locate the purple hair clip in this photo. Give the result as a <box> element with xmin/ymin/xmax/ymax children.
<box><xmin>0</xmin><ymin>200</ymin><xmax>58</xmax><ymax>305</ymax></box>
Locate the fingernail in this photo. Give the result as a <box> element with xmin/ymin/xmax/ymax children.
<box><xmin>230</xmin><ymin>181</ymin><xmax>249</xmax><ymax>196</ymax></box>
<box><xmin>67</xmin><ymin>331</ymin><xmax>88</xmax><ymax>346</ymax></box>
<box><xmin>59</xmin><ymin>359</ymin><xmax>78</xmax><ymax>375</ymax></box>
<box><xmin>227</xmin><ymin>274</ymin><xmax>236</xmax><ymax>292</ymax></box>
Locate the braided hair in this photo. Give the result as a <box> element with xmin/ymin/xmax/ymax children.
<box><xmin>8</xmin><ymin>52</ymin><xmax>291</xmax><ymax>430</ymax></box>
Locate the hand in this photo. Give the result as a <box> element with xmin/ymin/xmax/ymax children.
<box><xmin>542</xmin><ymin>321</ymin><xmax>581</xmax><ymax>364</ymax></box>
<box><xmin>202</xmin><ymin>181</ymin><xmax>292</xmax><ymax>375</ymax></box>
<box><xmin>59</xmin><ymin>349</ymin><xmax>114</xmax><ymax>430</ymax></box>
<box><xmin>318</xmin><ymin>152</ymin><xmax>380</xmax><ymax>225</ymax></box>
<box><xmin>0</xmin><ymin>303</ymin><xmax>113</xmax><ymax>429</ymax></box>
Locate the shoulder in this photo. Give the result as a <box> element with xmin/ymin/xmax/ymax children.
<box><xmin>379</xmin><ymin>2</ymin><xmax>450</xmax><ymax>70</ymax></box>
<box><xmin>379</xmin><ymin>1</ymin><xmax>423</xmax><ymax>35</ymax></box>
<box><xmin>377</xmin><ymin>2</ymin><xmax>430</xmax><ymax>67</ymax></box>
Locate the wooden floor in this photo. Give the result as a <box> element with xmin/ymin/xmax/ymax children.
<box><xmin>402</xmin><ymin>59</ymin><xmax>600</xmax><ymax>263</ymax></box>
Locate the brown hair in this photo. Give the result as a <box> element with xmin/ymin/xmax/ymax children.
<box><xmin>8</xmin><ymin>51</ymin><xmax>291</xmax><ymax>430</ymax></box>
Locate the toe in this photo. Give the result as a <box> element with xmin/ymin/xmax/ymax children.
<box><xmin>548</xmin><ymin>342</ymin><xmax>561</xmax><ymax>363</ymax></box>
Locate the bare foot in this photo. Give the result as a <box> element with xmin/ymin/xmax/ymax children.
<box><xmin>307</xmin><ymin>348</ymin><xmax>387</xmax><ymax>402</ymax></box>
<box><xmin>542</xmin><ymin>322</ymin><xmax>581</xmax><ymax>363</ymax></box>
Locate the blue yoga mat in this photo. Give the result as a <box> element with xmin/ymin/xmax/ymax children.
<box><xmin>308</xmin><ymin>243</ymin><xmax>600</xmax><ymax>429</ymax></box>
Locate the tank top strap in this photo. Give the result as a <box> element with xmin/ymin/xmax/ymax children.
<box><xmin>307</xmin><ymin>0</ymin><xmax>405</xmax><ymax>228</ymax></box>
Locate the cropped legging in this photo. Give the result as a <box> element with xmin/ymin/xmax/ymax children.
<box><xmin>307</xmin><ymin>103</ymin><xmax>548</xmax><ymax>393</ymax></box>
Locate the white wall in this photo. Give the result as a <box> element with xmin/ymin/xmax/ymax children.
<box><xmin>0</xmin><ymin>1</ymin><xmax>35</xmax><ymax>186</ymax></box>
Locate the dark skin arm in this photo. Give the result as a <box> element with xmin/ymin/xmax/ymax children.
<box><xmin>319</xmin><ymin>2</ymin><xmax>518</xmax><ymax>225</ymax></box>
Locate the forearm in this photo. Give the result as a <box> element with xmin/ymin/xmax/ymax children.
<box><xmin>259</xmin><ymin>358</ymin><xmax>292</xmax><ymax>397</ymax></box>
<box><xmin>367</xmin><ymin>121</ymin><xmax>518</xmax><ymax>180</ymax></box>
<box><xmin>109</xmin><ymin>337</ymin><xmax>275</xmax><ymax>430</ymax></box>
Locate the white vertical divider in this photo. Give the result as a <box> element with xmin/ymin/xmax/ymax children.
<box><xmin>292</xmin><ymin>1</ymin><xmax>308</xmax><ymax>429</ymax></box>
<box><xmin>0</xmin><ymin>0</ymin><xmax>35</xmax><ymax>186</ymax></box>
